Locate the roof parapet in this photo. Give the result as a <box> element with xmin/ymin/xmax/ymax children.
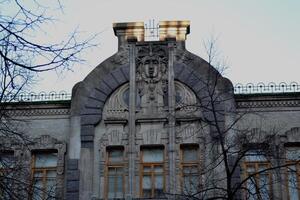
<box><xmin>113</xmin><ymin>22</ymin><xmax>145</xmax><ymax>44</ymax></box>
<box><xmin>113</xmin><ymin>20</ymin><xmax>190</xmax><ymax>45</ymax></box>
<box><xmin>159</xmin><ymin>21</ymin><xmax>190</xmax><ymax>41</ymax></box>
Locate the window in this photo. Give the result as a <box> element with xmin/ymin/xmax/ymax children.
<box><xmin>285</xmin><ymin>147</ymin><xmax>300</xmax><ymax>200</ymax></box>
<box><xmin>0</xmin><ymin>151</ymin><xmax>15</xmax><ymax>198</ymax></box>
<box><xmin>180</xmin><ymin>145</ymin><xmax>200</xmax><ymax>195</ymax></box>
<box><xmin>140</xmin><ymin>147</ymin><xmax>164</xmax><ymax>198</ymax></box>
<box><xmin>105</xmin><ymin>147</ymin><xmax>124</xmax><ymax>199</ymax></box>
<box><xmin>31</xmin><ymin>151</ymin><xmax>57</xmax><ymax>200</ymax></box>
<box><xmin>243</xmin><ymin>150</ymin><xmax>272</xmax><ymax>200</ymax></box>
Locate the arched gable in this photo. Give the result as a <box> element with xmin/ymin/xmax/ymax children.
<box><xmin>70</xmin><ymin>47</ymin><xmax>234</xmax><ymax>147</ymax></box>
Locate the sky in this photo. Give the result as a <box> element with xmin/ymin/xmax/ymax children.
<box><xmin>29</xmin><ymin>0</ymin><xmax>300</xmax><ymax>93</ymax></box>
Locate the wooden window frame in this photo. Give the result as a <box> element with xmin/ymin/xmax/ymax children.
<box><xmin>285</xmin><ymin>152</ymin><xmax>300</xmax><ymax>200</ymax></box>
<box><xmin>242</xmin><ymin>161</ymin><xmax>272</xmax><ymax>199</ymax></box>
<box><xmin>31</xmin><ymin>151</ymin><xmax>58</xmax><ymax>200</ymax></box>
<box><xmin>180</xmin><ymin>145</ymin><xmax>200</xmax><ymax>195</ymax></box>
<box><xmin>104</xmin><ymin>146</ymin><xmax>125</xmax><ymax>199</ymax></box>
<box><xmin>139</xmin><ymin>146</ymin><xmax>165</xmax><ymax>198</ymax></box>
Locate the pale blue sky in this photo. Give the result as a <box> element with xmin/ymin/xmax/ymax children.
<box><xmin>30</xmin><ymin>0</ymin><xmax>300</xmax><ymax>92</ymax></box>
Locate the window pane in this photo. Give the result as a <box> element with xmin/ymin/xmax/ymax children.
<box><xmin>246</xmin><ymin>165</ymin><xmax>256</xmax><ymax>174</ymax></box>
<box><xmin>34</xmin><ymin>171</ymin><xmax>43</xmax><ymax>178</ymax></box>
<box><xmin>154</xmin><ymin>175</ymin><xmax>164</xmax><ymax>197</ymax></box>
<box><xmin>183</xmin><ymin>175</ymin><xmax>199</xmax><ymax>194</ymax></box>
<box><xmin>155</xmin><ymin>175</ymin><xmax>163</xmax><ymax>189</ymax></box>
<box><xmin>108</xmin><ymin>176</ymin><xmax>115</xmax><ymax>198</ymax></box>
<box><xmin>258</xmin><ymin>174</ymin><xmax>270</xmax><ymax>200</ymax></box>
<box><xmin>288</xmin><ymin>166</ymin><xmax>299</xmax><ymax>200</ymax></box>
<box><xmin>143</xmin><ymin>189</ymin><xmax>152</xmax><ymax>198</ymax></box>
<box><xmin>108</xmin><ymin>149</ymin><xmax>123</xmax><ymax>163</ymax></box>
<box><xmin>143</xmin><ymin>175</ymin><xmax>151</xmax><ymax>189</ymax></box>
<box><xmin>143</xmin><ymin>166</ymin><xmax>151</xmax><ymax>172</ymax></box>
<box><xmin>33</xmin><ymin>179</ymin><xmax>43</xmax><ymax>200</ymax></box>
<box><xmin>245</xmin><ymin>150</ymin><xmax>267</xmax><ymax>162</ymax></box>
<box><xmin>182</xmin><ymin>147</ymin><xmax>198</xmax><ymax>162</ymax></box>
<box><xmin>116</xmin><ymin>175</ymin><xmax>123</xmax><ymax>198</ymax></box>
<box><xmin>34</xmin><ymin>152</ymin><xmax>57</xmax><ymax>168</ymax></box>
<box><xmin>47</xmin><ymin>170</ymin><xmax>57</xmax><ymax>178</ymax></box>
<box><xmin>154</xmin><ymin>166</ymin><xmax>163</xmax><ymax>173</ymax></box>
<box><xmin>183</xmin><ymin>166</ymin><xmax>198</xmax><ymax>174</ymax></box>
<box><xmin>143</xmin><ymin>149</ymin><xmax>163</xmax><ymax>162</ymax></box>
<box><xmin>246</xmin><ymin>177</ymin><xmax>257</xmax><ymax>200</ymax></box>
<box><xmin>108</xmin><ymin>168</ymin><xmax>115</xmax><ymax>175</ymax></box>
<box><xmin>46</xmin><ymin>178</ymin><xmax>56</xmax><ymax>200</ymax></box>
<box><xmin>143</xmin><ymin>175</ymin><xmax>151</xmax><ymax>198</ymax></box>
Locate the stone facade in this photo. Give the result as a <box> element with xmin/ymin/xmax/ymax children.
<box><xmin>2</xmin><ymin>21</ymin><xmax>300</xmax><ymax>200</ymax></box>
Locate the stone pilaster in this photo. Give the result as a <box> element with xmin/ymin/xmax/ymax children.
<box><xmin>128</xmin><ymin>41</ymin><xmax>137</xmax><ymax>198</ymax></box>
<box><xmin>167</xmin><ymin>40</ymin><xmax>177</xmax><ymax>194</ymax></box>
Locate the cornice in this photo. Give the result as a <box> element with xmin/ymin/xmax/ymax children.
<box><xmin>3</xmin><ymin>102</ymin><xmax>70</xmax><ymax>116</ymax></box>
<box><xmin>236</xmin><ymin>100</ymin><xmax>300</xmax><ymax>108</ymax></box>
<box><xmin>235</xmin><ymin>93</ymin><xmax>300</xmax><ymax>108</ymax></box>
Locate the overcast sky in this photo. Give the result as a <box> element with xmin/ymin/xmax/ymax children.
<box><xmin>31</xmin><ymin>0</ymin><xmax>300</xmax><ymax>93</ymax></box>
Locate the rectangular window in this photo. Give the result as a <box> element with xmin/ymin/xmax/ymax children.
<box><xmin>140</xmin><ymin>147</ymin><xmax>164</xmax><ymax>198</ymax></box>
<box><xmin>31</xmin><ymin>151</ymin><xmax>57</xmax><ymax>200</ymax></box>
<box><xmin>105</xmin><ymin>147</ymin><xmax>124</xmax><ymax>199</ymax></box>
<box><xmin>0</xmin><ymin>151</ymin><xmax>15</xmax><ymax>198</ymax></box>
<box><xmin>180</xmin><ymin>145</ymin><xmax>200</xmax><ymax>195</ymax></box>
<box><xmin>285</xmin><ymin>147</ymin><xmax>300</xmax><ymax>200</ymax></box>
<box><xmin>243</xmin><ymin>150</ymin><xmax>272</xmax><ymax>200</ymax></box>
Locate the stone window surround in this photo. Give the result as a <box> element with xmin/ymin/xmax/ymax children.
<box><xmin>29</xmin><ymin>135</ymin><xmax>66</xmax><ymax>200</ymax></box>
<box><xmin>0</xmin><ymin>135</ymin><xmax>66</xmax><ymax>199</ymax></box>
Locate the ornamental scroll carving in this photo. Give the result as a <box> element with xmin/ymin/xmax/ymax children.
<box><xmin>175</xmin><ymin>81</ymin><xmax>198</xmax><ymax>113</ymax></box>
<box><xmin>103</xmin><ymin>84</ymin><xmax>129</xmax><ymax>119</ymax></box>
<box><xmin>136</xmin><ymin>45</ymin><xmax>168</xmax><ymax>114</ymax></box>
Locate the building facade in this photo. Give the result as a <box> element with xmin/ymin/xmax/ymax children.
<box><xmin>2</xmin><ymin>21</ymin><xmax>300</xmax><ymax>200</ymax></box>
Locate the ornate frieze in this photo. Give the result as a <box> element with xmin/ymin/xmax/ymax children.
<box><xmin>236</xmin><ymin>99</ymin><xmax>300</xmax><ymax>108</ymax></box>
<box><xmin>6</xmin><ymin>108</ymin><xmax>70</xmax><ymax>117</ymax></box>
<box><xmin>107</xmin><ymin>129</ymin><xmax>124</xmax><ymax>145</ymax></box>
<box><xmin>142</xmin><ymin>129</ymin><xmax>162</xmax><ymax>144</ymax></box>
<box><xmin>176</xmin><ymin>123</ymin><xmax>201</xmax><ymax>143</ymax></box>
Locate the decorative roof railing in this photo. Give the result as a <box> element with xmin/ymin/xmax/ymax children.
<box><xmin>234</xmin><ymin>82</ymin><xmax>300</xmax><ymax>94</ymax></box>
<box><xmin>2</xmin><ymin>91</ymin><xmax>71</xmax><ymax>102</ymax></box>
<box><xmin>1</xmin><ymin>82</ymin><xmax>300</xmax><ymax>102</ymax></box>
